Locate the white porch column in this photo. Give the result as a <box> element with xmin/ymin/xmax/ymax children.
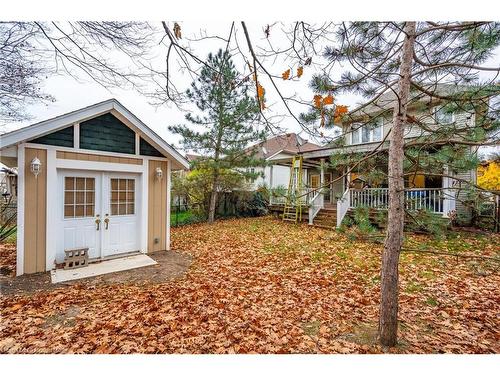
<box><xmin>320</xmin><ymin>158</ymin><xmax>325</xmax><ymax>208</ymax></box>
<box><xmin>442</xmin><ymin>164</ymin><xmax>455</xmax><ymax>217</ymax></box>
<box><xmin>320</xmin><ymin>158</ymin><xmax>325</xmax><ymax>186</ymax></box>
<box><xmin>269</xmin><ymin>164</ymin><xmax>274</xmax><ymax>188</ymax></box>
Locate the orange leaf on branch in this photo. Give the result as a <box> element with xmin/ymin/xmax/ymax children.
<box><xmin>323</xmin><ymin>94</ymin><xmax>334</xmax><ymax>105</ymax></box>
<box><xmin>313</xmin><ymin>95</ymin><xmax>323</xmax><ymax>109</ymax></box>
<box><xmin>334</xmin><ymin>105</ymin><xmax>349</xmax><ymax>116</ymax></box>
<box><xmin>297</xmin><ymin>66</ymin><xmax>303</xmax><ymax>78</ymax></box>
<box><xmin>257</xmin><ymin>83</ymin><xmax>266</xmax><ymax>110</ymax></box>
<box><xmin>282</xmin><ymin>69</ymin><xmax>291</xmax><ymax>80</ymax></box>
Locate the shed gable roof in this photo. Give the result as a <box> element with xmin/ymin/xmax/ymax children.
<box><xmin>0</xmin><ymin>99</ymin><xmax>189</xmax><ymax>169</ymax></box>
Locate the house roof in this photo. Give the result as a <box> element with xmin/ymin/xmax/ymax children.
<box><xmin>247</xmin><ymin>133</ymin><xmax>321</xmax><ymax>160</ymax></box>
<box><xmin>0</xmin><ymin>99</ymin><xmax>189</xmax><ymax>170</ymax></box>
<box><xmin>345</xmin><ymin>84</ymin><xmax>491</xmax><ymax>123</ymax></box>
<box><xmin>185</xmin><ymin>154</ymin><xmax>202</xmax><ymax>162</ymax></box>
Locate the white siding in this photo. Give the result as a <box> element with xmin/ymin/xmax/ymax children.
<box><xmin>452</xmin><ymin>168</ymin><xmax>477</xmax><ymax>220</ymax></box>
<box><xmin>249</xmin><ymin>165</ymin><xmax>291</xmax><ymax>190</ymax></box>
<box><xmin>343</xmin><ymin>110</ymin><xmax>474</xmax><ymax>150</ymax></box>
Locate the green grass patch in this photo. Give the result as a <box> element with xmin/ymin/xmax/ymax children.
<box><xmin>336</xmin><ymin>250</ymin><xmax>349</xmax><ymax>260</ymax></box>
<box><xmin>310</xmin><ymin>250</ymin><xmax>328</xmax><ymax>263</ymax></box>
<box><xmin>170</xmin><ymin>210</ymin><xmax>202</xmax><ymax>226</ymax></box>
<box><xmin>302</xmin><ymin>320</ymin><xmax>321</xmax><ymax>336</ymax></box>
<box><xmin>405</xmin><ymin>281</ymin><xmax>424</xmax><ymax>293</ymax></box>
<box><xmin>425</xmin><ymin>296</ymin><xmax>439</xmax><ymax>307</ymax></box>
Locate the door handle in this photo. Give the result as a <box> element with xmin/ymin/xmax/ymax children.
<box><xmin>104</xmin><ymin>214</ymin><xmax>109</xmax><ymax>230</ymax></box>
<box><xmin>95</xmin><ymin>215</ymin><xmax>101</xmax><ymax>231</ymax></box>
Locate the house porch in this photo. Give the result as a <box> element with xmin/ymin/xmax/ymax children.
<box><xmin>268</xmin><ymin>153</ymin><xmax>456</xmax><ymax>228</ymax></box>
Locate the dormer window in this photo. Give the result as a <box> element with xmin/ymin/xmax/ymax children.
<box><xmin>351</xmin><ymin>119</ymin><xmax>383</xmax><ymax>145</ymax></box>
<box><xmin>434</xmin><ymin>106</ymin><xmax>454</xmax><ymax>124</ymax></box>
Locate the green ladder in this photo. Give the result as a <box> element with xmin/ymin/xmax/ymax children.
<box><xmin>282</xmin><ymin>155</ymin><xmax>304</xmax><ymax>223</ymax></box>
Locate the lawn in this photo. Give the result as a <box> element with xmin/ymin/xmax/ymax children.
<box><xmin>170</xmin><ymin>209</ymin><xmax>198</xmax><ymax>226</ymax></box>
<box><xmin>0</xmin><ymin>217</ymin><xmax>499</xmax><ymax>353</ymax></box>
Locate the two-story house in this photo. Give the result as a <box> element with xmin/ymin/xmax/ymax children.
<box><xmin>269</xmin><ymin>87</ymin><xmax>483</xmax><ymax>228</ymax></box>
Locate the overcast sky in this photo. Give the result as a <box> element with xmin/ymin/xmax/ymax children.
<box><xmin>1</xmin><ymin>21</ymin><xmax>499</xmax><ymax>158</ymax></box>
<box><xmin>0</xmin><ymin>22</ymin><xmax>363</xmax><ymax>148</ymax></box>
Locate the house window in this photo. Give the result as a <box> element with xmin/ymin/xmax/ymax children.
<box><xmin>110</xmin><ymin>178</ymin><xmax>135</xmax><ymax>216</ymax></box>
<box><xmin>372</xmin><ymin>123</ymin><xmax>382</xmax><ymax>141</ymax></box>
<box><xmin>351</xmin><ymin>119</ymin><xmax>383</xmax><ymax>144</ymax></box>
<box><xmin>362</xmin><ymin>125</ymin><xmax>371</xmax><ymax>143</ymax></box>
<box><xmin>351</xmin><ymin>125</ymin><xmax>360</xmax><ymax>144</ymax></box>
<box><xmin>434</xmin><ymin>106</ymin><xmax>454</xmax><ymax>124</ymax></box>
<box><xmin>64</xmin><ymin>177</ymin><xmax>95</xmax><ymax>218</ymax></box>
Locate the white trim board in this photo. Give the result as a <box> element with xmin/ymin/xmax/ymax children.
<box><xmin>16</xmin><ymin>145</ymin><xmax>25</xmax><ymax>276</ymax></box>
<box><xmin>50</xmin><ymin>254</ymin><xmax>157</xmax><ymax>284</ymax></box>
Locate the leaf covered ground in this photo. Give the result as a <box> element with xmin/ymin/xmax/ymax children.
<box><xmin>1</xmin><ymin>217</ymin><xmax>499</xmax><ymax>353</ymax></box>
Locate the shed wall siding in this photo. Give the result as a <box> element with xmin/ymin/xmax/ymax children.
<box><xmin>148</xmin><ymin>160</ymin><xmax>168</xmax><ymax>253</ymax></box>
<box><xmin>56</xmin><ymin>150</ymin><xmax>143</xmax><ymax>165</ymax></box>
<box><xmin>24</xmin><ymin>148</ymin><xmax>47</xmax><ymax>274</ymax></box>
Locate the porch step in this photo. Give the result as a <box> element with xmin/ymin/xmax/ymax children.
<box><xmin>312</xmin><ymin>208</ymin><xmax>337</xmax><ymax>228</ymax></box>
<box><xmin>312</xmin><ymin>223</ymin><xmax>336</xmax><ymax>230</ymax></box>
<box><xmin>315</xmin><ymin>211</ymin><xmax>337</xmax><ymax>219</ymax></box>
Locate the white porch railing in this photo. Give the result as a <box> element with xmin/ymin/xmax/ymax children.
<box><xmin>308</xmin><ymin>191</ymin><xmax>324</xmax><ymax>225</ymax></box>
<box><xmin>349</xmin><ymin>188</ymin><xmax>445</xmax><ymax>213</ymax></box>
<box><xmin>269</xmin><ymin>188</ymin><xmax>315</xmax><ymax>206</ymax></box>
<box><xmin>336</xmin><ymin>188</ymin><xmax>351</xmax><ymax>227</ymax></box>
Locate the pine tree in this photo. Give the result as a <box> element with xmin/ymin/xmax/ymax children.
<box><xmin>169</xmin><ymin>49</ymin><xmax>266</xmax><ymax>223</ymax></box>
<box><xmin>305</xmin><ymin>22</ymin><xmax>500</xmax><ymax>346</ymax></box>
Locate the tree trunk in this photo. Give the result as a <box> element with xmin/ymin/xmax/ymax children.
<box><xmin>208</xmin><ymin>181</ymin><xmax>218</xmax><ymax>223</ymax></box>
<box><xmin>379</xmin><ymin>21</ymin><xmax>416</xmax><ymax>347</ymax></box>
<box><xmin>208</xmin><ymin>167</ymin><xmax>220</xmax><ymax>223</ymax></box>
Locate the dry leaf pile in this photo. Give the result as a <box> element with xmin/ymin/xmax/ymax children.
<box><xmin>1</xmin><ymin>217</ymin><xmax>498</xmax><ymax>353</ymax></box>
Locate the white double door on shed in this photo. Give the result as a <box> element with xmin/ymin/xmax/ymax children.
<box><xmin>58</xmin><ymin>170</ymin><xmax>141</xmax><ymax>263</ymax></box>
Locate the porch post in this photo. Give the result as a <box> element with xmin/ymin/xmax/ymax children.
<box><xmin>269</xmin><ymin>164</ymin><xmax>274</xmax><ymax>188</ymax></box>
<box><xmin>320</xmin><ymin>158</ymin><xmax>325</xmax><ymax>208</ymax></box>
<box><xmin>320</xmin><ymin>159</ymin><xmax>325</xmax><ymax>186</ymax></box>
<box><xmin>442</xmin><ymin>164</ymin><xmax>455</xmax><ymax>217</ymax></box>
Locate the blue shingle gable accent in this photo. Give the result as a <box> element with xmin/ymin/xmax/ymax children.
<box><xmin>80</xmin><ymin>113</ymin><xmax>135</xmax><ymax>154</ymax></box>
<box><xmin>31</xmin><ymin>126</ymin><xmax>74</xmax><ymax>147</ymax></box>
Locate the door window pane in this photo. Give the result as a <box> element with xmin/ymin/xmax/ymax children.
<box><xmin>310</xmin><ymin>175</ymin><xmax>320</xmax><ymax>188</ymax></box>
<box><xmin>64</xmin><ymin>177</ymin><xmax>95</xmax><ymax>218</ymax></box>
<box><xmin>110</xmin><ymin>178</ymin><xmax>135</xmax><ymax>216</ymax></box>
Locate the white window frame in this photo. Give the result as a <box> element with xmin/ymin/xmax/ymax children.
<box><xmin>350</xmin><ymin>119</ymin><xmax>384</xmax><ymax>145</ymax></box>
<box><xmin>433</xmin><ymin>106</ymin><xmax>455</xmax><ymax>125</ymax></box>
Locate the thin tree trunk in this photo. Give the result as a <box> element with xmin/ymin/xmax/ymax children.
<box><xmin>379</xmin><ymin>21</ymin><xmax>416</xmax><ymax>347</ymax></box>
<box><xmin>208</xmin><ymin>177</ymin><xmax>218</xmax><ymax>223</ymax></box>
